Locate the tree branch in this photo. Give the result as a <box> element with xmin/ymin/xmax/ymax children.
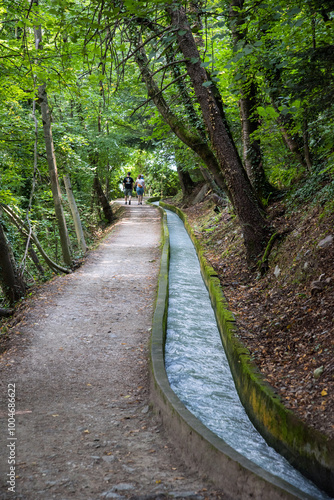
<box><xmin>1</xmin><ymin>205</ymin><xmax>71</xmax><ymax>275</ymax></box>
<box><xmin>130</xmin><ymin>73</ymin><xmax>188</xmax><ymax>116</ymax></box>
<box><xmin>115</xmin><ymin>25</ymin><xmax>174</xmax><ymax>70</ymax></box>
<box><xmin>150</xmin><ymin>58</ymin><xmax>187</xmax><ymax>78</ymax></box>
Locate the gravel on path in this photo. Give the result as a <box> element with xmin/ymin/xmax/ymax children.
<box><xmin>0</xmin><ymin>203</ymin><xmax>226</xmax><ymax>500</ymax></box>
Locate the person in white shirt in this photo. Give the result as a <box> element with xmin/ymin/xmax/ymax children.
<box><xmin>134</xmin><ymin>174</ymin><xmax>145</xmax><ymax>205</ymax></box>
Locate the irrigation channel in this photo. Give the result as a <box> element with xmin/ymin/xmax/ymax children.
<box><xmin>159</xmin><ymin>205</ymin><xmax>331</xmax><ymax>500</ymax></box>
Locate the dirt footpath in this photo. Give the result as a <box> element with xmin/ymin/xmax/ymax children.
<box><xmin>0</xmin><ymin>203</ymin><xmax>225</xmax><ymax>500</ymax></box>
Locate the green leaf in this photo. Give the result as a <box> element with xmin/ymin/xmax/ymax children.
<box><xmin>280</xmin><ymin>106</ymin><xmax>290</xmax><ymax>116</ymax></box>
<box><xmin>267</xmin><ymin>106</ymin><xmax>279</xmax><ymax>119</ymax></box>
<box><xmin>243</xmin><ymin>45</ymin><xmax>253</xmax><ymax>55</ymax></box>
<box><xmin>289</xmin><ymin>7</ymin><xmax>301</xmax><ymax>15</ymax></box>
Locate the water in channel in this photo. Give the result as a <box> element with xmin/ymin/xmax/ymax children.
<box><xmin>163</xmin><ymin>207</ymin><xmax>331</xmax><ymax>500</ymax></box>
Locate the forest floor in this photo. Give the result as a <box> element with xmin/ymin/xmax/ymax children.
<box><xmin>0</xmin><ymin>202</ymin><xmax>226</xmax><ymax>500</ymax></box>
<box><xmin>163</xmin><ymin>186</ymin><xmax>333</xmax><ymax>441</ymax></box>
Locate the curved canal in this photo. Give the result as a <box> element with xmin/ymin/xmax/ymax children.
<box><xmin>163</xmin><ymin>207</ymin><xmax>331</xmax><ymax>500</ymax></box>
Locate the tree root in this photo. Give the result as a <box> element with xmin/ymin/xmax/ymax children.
<box><xmin>258</xmin><ymin>232</ymin><xmax>280</xmax><ymax>275</ymax></box>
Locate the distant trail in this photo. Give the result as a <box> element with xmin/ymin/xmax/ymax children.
<box><xmin>0</xmin><ymin>203</ymin><xmax>225</xmax><ymax>499</ymax></box>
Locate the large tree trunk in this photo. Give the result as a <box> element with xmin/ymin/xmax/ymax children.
<box><xmin>63</xmin><ymin>175</ymin><xmax>87</xmax><ymax>253</ymax></box>
<box><xmin>169</xmin><ymin>6</ymin><xmax>270</xmax><ymax>261</ymax></box>
<box><xmin>38</xmin><ymin>85</ymin><xmax>72</xmax><ymax>267</ymax></box>
<box><xmin>34</xmin><ymin>15</ymin><xmax>72</xmax><ymax>268</ymax></box>
<box><xmin>93</xmin><ymin>175</ymin><xmax>114</xmax><ymax>223</ymax></box>
<box><xmin>177</xmin><ymin>165</ymin><xmax>195</xmax><ymax>196</ymax></box>
<box><xmin>0</xmin><ymin>221</ymin><xmax>25</xmax><ymax>305</ymax></box>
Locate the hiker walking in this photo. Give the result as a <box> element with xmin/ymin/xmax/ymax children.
<box><xmin>134</xmin><ymin>174</ymin><xmax>145</xmax><ymax>205</ymax></box>
<box><xmin>123</xmin><ymin>172</ymin><xmax>134</xmax><ymax>205</ymax></box>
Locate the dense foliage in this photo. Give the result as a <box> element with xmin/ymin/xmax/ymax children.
<box><xmin>0</xmin><ymin>0</ymin><xmax>333</xmax><ymax>305</ymax></box>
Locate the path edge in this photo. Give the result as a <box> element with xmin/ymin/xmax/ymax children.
<box><xmin>147</xmin><ymin>201</ymin><xmax>315</xmax><ymax>500</ymax></box>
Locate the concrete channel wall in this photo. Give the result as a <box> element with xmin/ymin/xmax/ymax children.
<box><xmin>148</xmin><ymin>200</ymin><xmax>333</xmax><ymax>499</ymax></box>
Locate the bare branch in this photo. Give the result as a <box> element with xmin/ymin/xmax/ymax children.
<box><xmin>1</xmin><ymin>205</ymin><xmax>71</xmax><ymax>275</ymax></box>
<box><xmin>115</xmin><ymin>25</ymin><xmax>174</xmax><ymax>70</ymax></box>
<box><xmin>150</xmin><ymin>58</ymin><xmax>187</xmax><ymax>78</ymax></box>
<box><xmin>130</xmin><ymin>73</ymin><xmax>188</xmax><ymax>116</ymax></box>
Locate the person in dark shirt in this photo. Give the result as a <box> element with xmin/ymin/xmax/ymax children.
<box><xmin>122</xmin><ymin>172</ymin><xmax>134</xmax><ymax>205</ymax></box>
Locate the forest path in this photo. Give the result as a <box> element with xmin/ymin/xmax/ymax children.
<box><xmin>0</xmin><ymin>202</ymin><xmax>224</xmax><ymax>500</ymax></box>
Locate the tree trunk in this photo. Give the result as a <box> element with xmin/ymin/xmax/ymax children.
<box><xmin>177</xmin><ymin>165</ymin><xmax>195</xmax><ymax>196</ymax></box>
<box><xmin>229</xmin><ymin>0</ymin><xmax>273</xmax><ymax>199</ymax></box>
<box><xmin>133</xmin><ymin>42</ymin><xmax>231</xmax><ymax>200</ymax></box>
<box><xmin>165</xmin><ymin>46</ymin><xmax>207</xmax><ymax>143</ymax></box>
<box><xmin>38</xmin><ymin>84</ymin><xmax>72</xmax><ymax>267</ymax></box>
<box><xmin>0</xmin><ymin>221</ymin><xmax>25</xmax><ymax>305</ymax></box>
<box><xmin>93</xmin><ymin>175</ymin><xmax>113</xmax><ymax>223</ymax></box>
<box><xmin>258</xmin><ymin>12</ymin><xmax>308</xmax><ymax>170</ymax></box>
<box><xmin>270</xmin><ymin>98</ymin><xmax>307</xmax><ymax>169</ymax></box>
<box><xmin>198</xmin><ymin>165</ymin><xmax>226</xmax><ymax>198</ymax></box>
<box><xmin>169</xmin><ymin>6</ymin><xmax>270</xmax><ymax>261</ymax></box>
<box><xmin>34</xmin><ymin>12</ymin><xmax>72</xmax><ymax>268</ymax></box>
<box><xmin>63</xmin><ymin>175</ymin><xmax>87</xmax><ymax>253</ymax></box>
<box><xmin>239</xmin><ymin>84</ymin><xmax>275</xmax><ymax>198</ymax></box>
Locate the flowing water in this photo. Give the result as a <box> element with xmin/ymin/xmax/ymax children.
<box><xmin>163</xmin><ymin>207</ymin><xmax>331</xmax><ymax>500</ymax></box>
